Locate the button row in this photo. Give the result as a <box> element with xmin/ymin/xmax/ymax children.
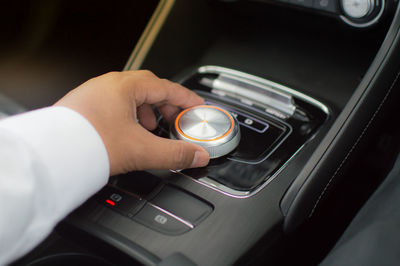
<box><xmin>96</xmin><ymin>185</ymin><xmax>212</xmax><ymax>235</ymax></box>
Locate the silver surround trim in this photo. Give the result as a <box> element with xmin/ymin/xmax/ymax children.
<box><xmin>198</xmin><ymin>66</ymin><xmax>330</xmax><ymax>115</ymax></box>
<box><xmin>204</xmin><ymin>73</ymin><xmax>296</xmax><ymax>117</ymax></box>
<box><xmin>339</xmin><ymin>0</ymin><xmax>385</xmax><ymax>28</ymax></box>
<box><xmin>175</xmin><ymin>66</ymin><xmax>330</xmax><ymax>198</ymax></box>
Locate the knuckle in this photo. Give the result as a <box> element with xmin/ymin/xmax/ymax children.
<box><xmin>160</xmin><ymin>78</ymin><xmax>174</xmax><ymax>86</ymax></box>
<box><xmin>97</xmin><ymin>71</ymin><xmax>121</xmax><ymax>84</ymax></box>
<box><xmin>104</xmin><ymin>71</ymin><xmax>120</xmax><ymax>79</ymax></box>
<box><xmin>138</xmin><ymin>69</ymin><xmax>155</xmax><ymax>77</ymax></box>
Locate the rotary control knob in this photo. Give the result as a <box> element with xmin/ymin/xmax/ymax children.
<box><xmin>170</xmin><ymin>105</ymin><xmax>240</xmax><ymax>159</ymax></box>
<box><xmin>341</xmin><ymin>0</ymin><xmax>375</xmax><ymax>19</ymax></box>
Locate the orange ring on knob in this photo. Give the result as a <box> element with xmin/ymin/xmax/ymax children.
<box><xmin>175</xmin><ymin>105</ymin><xmax>234</xmax><ymax>142</ymax></box>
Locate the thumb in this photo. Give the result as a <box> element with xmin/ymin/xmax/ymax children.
<box><xmin>131</xmin><ymin>128</ymin><xmax>210</xmax><ymax>171</ymax></box>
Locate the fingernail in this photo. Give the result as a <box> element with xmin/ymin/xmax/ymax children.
<box><xmin>190</xmin><ymin>150</ymin><xmax>210</xmax><ymax>168</ymax></box>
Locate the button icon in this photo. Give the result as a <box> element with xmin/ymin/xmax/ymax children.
<box><xmin>110</xmin><ymin>193</ymin><xmax>122</xmax><ymax>202</ymax></box>
<box><xmin>244</xmin><ymin>118</ymin><xmax>254</xmax><ymax>125</ymax></box>
<box><xmin>154</xmin><ymin>214</ymin><xmax>168</xmax><ymax>225</ymax></box>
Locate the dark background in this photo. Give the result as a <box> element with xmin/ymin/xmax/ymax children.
<box><xmin>0</xmin><ymin>0</ymin><xmax>159</xmax><ymax>109</ymax></box>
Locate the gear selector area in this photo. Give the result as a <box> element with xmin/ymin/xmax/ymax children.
<box><xmin>151</xmin><ymin>66</ymin><xmax>330</xmax><ymax>197</ymax></box>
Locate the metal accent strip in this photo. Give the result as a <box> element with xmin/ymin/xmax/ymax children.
<box><xmin>124</xmin><ymin>0</ymin><xmax>175</xmax><ymax>70</ymax></box>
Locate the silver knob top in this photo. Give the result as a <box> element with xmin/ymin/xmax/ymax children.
<box><xmin>171</xmin><ymin>105</ymin><xmax>240</xmax><ymax>159</ymax></box>
<box><xmin>178</xmin><ymin>106</ymin><xmax>232</xmax><ymax>140</ymax></box>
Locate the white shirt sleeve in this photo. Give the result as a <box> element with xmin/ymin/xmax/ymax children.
<box><xmin>0</xmin><ymin>106</ymin><xmax>110</xmax><ymax>266</ymax></box>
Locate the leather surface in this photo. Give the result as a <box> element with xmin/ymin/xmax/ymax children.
<box><xmin>281</xmin><ymin>2</ymin><xmax>400</xmax><ymax>232</ymax></box>
<box><xmin>320</xmin><ymin>154</ymin><xmax>400</xmax><ymax>266</ymax></box>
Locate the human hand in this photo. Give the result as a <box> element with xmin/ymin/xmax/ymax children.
<box><xmin>54</xmin><ymin>70</ymin><xmax>210</xmax><ymax>175</ymax></box>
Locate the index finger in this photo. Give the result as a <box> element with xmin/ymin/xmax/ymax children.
<box><xmin>127</xmin><ymin>71</ymin><xmax>204</xmax><ymax>108</ymax></box>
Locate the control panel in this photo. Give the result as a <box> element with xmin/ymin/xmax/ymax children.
<box><xmin>95</xmin><ymin>180</ymin><xmax>213</xmax><ymax>236</ymax></box>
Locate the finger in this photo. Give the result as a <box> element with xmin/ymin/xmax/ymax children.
<box><xmin>123</xmin><ymin>71</ymin><xmax>204</xmax><ymax>108</ymax></box>
<box><xmin>158</xmin><ymin>104</ymin><xmax>180</xmax><ymax>122</ymax></box>
<box><xmin>130</xmin><ymin>126</ymin><xmax>210</xmax><ymax>170</ymax></box>
<box><xmin>158</xmin><ymin>78</ymin><xmax>204</xmax><ymax>108</ymax></box>
<box><xmin>156</xmin><ymin>79</ymin><xmax>204</xmax><ymax>108</ymax></box>
<box><xmin>137</xmin><ymin>103</ymin><xmax>157</xmax><ymax>130</ymax></box>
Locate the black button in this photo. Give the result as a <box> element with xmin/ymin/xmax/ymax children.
<box><xmin>133</xmin><ymin>203</ymin><xmax>191</xmax><ymax>235</ymax></box>
<box><xmin>237</xmin><ymin>114</ymin><xmax>268</xmax><ymax>133</ymax></box>
<box><xmin>151</xmin><ymin>186</ymin><xmax>213</xmax><ymax>226</ymax></box>
<box><xmin>235</xmin><ymin>113</ymin><xmax>246</xmax><ymax>124</ymax></box>
<box><xmin>97</xmin><ymin>186</ymin><xmax>142</xmax><ymax>216</ymax></box>
<box><xmin>290</xmin><ymin>0</ymin><xmax>313</xmax><ymax>7</ymax></box>
<box><xmin>312</xmin><ymin>0</ymin><xmax>338</xmax><ymax>13</ymax></box>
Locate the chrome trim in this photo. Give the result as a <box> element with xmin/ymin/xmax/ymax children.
<box><xmin>124</xmin><ymin>0</ymin><xmax>175</xmax><ymax>70</ymax></box>
<box><xmin>203</xmin><ymin>73</ymin><xmax>296</xmax><ymax>117</ymax></box>
<box><xmin>148</xmin><ymin>203</ymin><xmax>194</xmax><ymax>229</ymax></box>
<box><xmin>339</xmin><ymin>0</ymin><xmax>385</xmax><ymax>28</ymax></box>
<box><xmin>178</xmin><ymin>66</ymin><xmax>331</xmax><ymax>198</ymax></box>
<box><xmin>198</xmin><ymin>66</ymin><xmax>330</xmax><ymax>115</ymax></box>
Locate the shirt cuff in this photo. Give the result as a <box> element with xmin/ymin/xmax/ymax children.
<box><xmin>0</xmin><ymin>106</ymin><xmax>110</xmax><ymax>214</ymax></box>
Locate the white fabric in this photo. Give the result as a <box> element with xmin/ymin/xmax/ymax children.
<box><xmin>0</xmin><ymin>107</ymin><xmax>109</xmax><ymax>265</ymax></box>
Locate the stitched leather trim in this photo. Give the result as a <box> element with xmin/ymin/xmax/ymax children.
<box><xmin>309</xmin><ymin>70</ymin><xmax>400</xmax><ymax>218</ymax></box>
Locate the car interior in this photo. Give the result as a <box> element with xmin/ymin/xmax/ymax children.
<box><xmin>2</xmin><ymin>0</ymin><xmax>400</xmax><ymax>265</ymax></box>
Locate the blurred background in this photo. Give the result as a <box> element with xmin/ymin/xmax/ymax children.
<box><xmin>0</xmin><ymin>0</ymin><xmax>158</xmax><ymax>110</ymax></box>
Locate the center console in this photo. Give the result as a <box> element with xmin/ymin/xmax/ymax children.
<box><xmin>157</xmin><ymin>66</ymin><xmax>329</xmax><ymax>196</ymax></box>
<box><xmin>64</xmin><ymin>65</ymin><xmax>331</xmax><ymax>264</ymax></box>
<box><xmin>73</xmin><ymin>64</ymin><xmax>328</xmax><ymax>229</ymax></box>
